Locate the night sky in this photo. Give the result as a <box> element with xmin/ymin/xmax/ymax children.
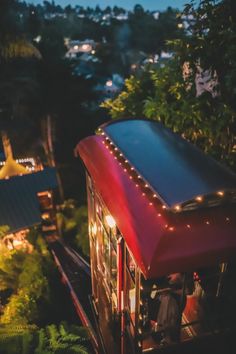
<box><xmin>28</xmin><ymin>0</ymin><xmax>194</xmax><ymax>11</ymax></box>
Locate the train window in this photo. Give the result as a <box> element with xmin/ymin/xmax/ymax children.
<box><xmin>126</xmin><ymin>249</ymin><xmax>136</xmax><ymax>282</ymax></box>
<box><xmin>111</xmin><ymin>243</ymin><xmax>117</xmax><ymax>292</ymax></box>
<box><xmin>125</xmin><ymin>247</ymin><xmax>136</xmax><ymax>331</ymax></box>
<box><xmin>102</xmin><ymin>228</ymin><xmax>110</xmax><ymax>278</ymax></box>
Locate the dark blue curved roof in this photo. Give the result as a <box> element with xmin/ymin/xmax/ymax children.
<box><xmin>100</xmin><ymin>119</ymin><xmax>236</xmax><ymax>209</ymax></box>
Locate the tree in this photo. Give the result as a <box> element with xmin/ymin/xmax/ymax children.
<box><xmin>102</xmin><ymin>0</ymin><xmax>236</xmax><ymax>170</ymax></box>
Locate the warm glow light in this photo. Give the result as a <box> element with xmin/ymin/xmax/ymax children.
<box><xmin>82</xmin><ymin>44</ymin><xmax>90</xmax><ymax>50</ymax></box>
<box><xmin>145</xmin><ymin>184</ymin><xmax>148</xmax><ymax>188</ymax></box>
<box><xmin>206</xmin><ymin>221</ymin><xmax>210</xmax><ymax>225</ymax></box>
<box><xmin>217</xmin><ymin>191</ymin><xmax>224</xmax><ymax>196</ymax></box>
<box><xmin>131</xmin><ymin>167</ymin><xmax>134</xmax><ymax>171</ymax></box>
<box><xmin>196</xmin><ymin>196</ymin><xmax>203</xmax><ymax>202</ymax></box>
<box><xmin>162</xmin><ymin>205</ymin><xmax>166</xmax><ymax>209</ymax></box>
<box><xmin>91</xmin><ymin>223</ymin><xmax>97</xmax><ymax>235</ymax></box>
<box><xmin>106</xmin><ymin>80</ymin><xmax>113</xmax><ymax>87</ymax></box>
<box><xmin>168</xmin><ymin>226</ymin><xmax>175</xmax><ymax>231</ymax></box>
<box><xmin>174</xmin><ymin>205</ymin><xmax>181</xmax><ymax>211</ymax></box>
<box><xmin>105</xmin><ymin>215</ymin><xmax>116</xmax><ymax>228</ymax></box>
<box><xmin>153</xmin><ymin>194</ymin><xmax>157</xmax><ymax>198</ymax></box>
<box><xmin>157</xmin><ymin>213</ymin><xmax>161</xmax><ymax>217</ymax></box>
<box><xmin>226</xmin><ymin>217</ymin><xmax>230</xmax><ymax>222</ymax></box>
<box><xmin>187</xmin><ymin>224</ymin><xmax>191</xmax><ymax>229</ymax></box>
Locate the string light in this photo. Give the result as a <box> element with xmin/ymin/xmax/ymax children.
<box><xmin>196</xmin><ymin>196</ymin><xmax>203</xmax><ymax>202</ymax></box>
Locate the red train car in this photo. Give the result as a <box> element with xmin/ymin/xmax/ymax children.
<box><xmin>76</xmin><ymin>119</ymin><xmax>236</xmax><ymax>354</ymax></box>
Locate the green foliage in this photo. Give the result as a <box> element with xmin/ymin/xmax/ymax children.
<box><xmin>179</xmin><ymin>0</ymin><xmax>236</xmax><ymax>109</ymax></box>
<box><xmin>0</xmin><ymin>322</ymin><xmax>89</xmax><ymax>354</ymax></box>
<box><xmin>102</xmin><ymin>1</ymin><xmax>236</xmax><ymax>171</ymax></box>
<box><xmin>101</xmin><ymin>70</ymin><xmax>156</xmax><ymax>118</ymax></box>
<box><xmin>0</xmin><ymin>252</ymin><xmax>50</xmax><ymax>325</ymax></box>
<box><xmin>0</xmin><ymin>323</ymin><xmax>37</xmax><ymax>354</ymax></box>
<box><xmin>0</xmin><ymin>250</ymin><xmax>26</xmax><ymax>292</ymax></box>
<box><xmin>0</xmin><ymin>228</ymin><xmax>54</xmax><ymax>325</ymax></box>
<box><xmin>0</xmin><ymin>225</ymin><xmax>9</xmax><ymax>239</ymax></box>
<box><xmin>56</xmin><ymin>201</ymin><xmax>89</xmax><ymax>257</ymax></box>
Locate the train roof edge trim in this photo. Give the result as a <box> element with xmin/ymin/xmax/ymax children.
<box><xmin>76</xmin><ymin>119</ymin><xmax>236</xmax><ymax>278</ymax></box>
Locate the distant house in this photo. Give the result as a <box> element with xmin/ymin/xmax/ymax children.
<box><xmin>0</xmin><ymin>156</ymin><xmax>58</xmax><ymax>249</ymax></box>
<box><xmin>65</xmin><ymin>39</ymin><xmax>96</xmax><ymax>59</ymax></box>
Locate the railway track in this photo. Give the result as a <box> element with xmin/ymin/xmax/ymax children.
<box><xmin>48</xmin><ymin>240</ymin><xmax>104</xmax><ymax>353</ymax></box>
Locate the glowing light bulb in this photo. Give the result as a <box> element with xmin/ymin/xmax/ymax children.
<box><xmin>196</xmin><ymin>196</ymin><xmax>203</xmax><ymax>202</ymax></box>
<box><xmin>105</xmin><ymin>215</ymin><xmax>116</xmax><ymax>228</ymax></box>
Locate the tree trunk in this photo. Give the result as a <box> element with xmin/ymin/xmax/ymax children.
<box><xmin>42</xmin><ymin>115</ymin><xmax>64</xmax><ymax>202</ymax></box>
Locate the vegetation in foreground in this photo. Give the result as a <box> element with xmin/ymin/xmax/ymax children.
<box><xmin>56</xmin><ymin>200</ymin><xmax>89</xmax><ymax>258</ymax></box>
<box><xmin>0</xmin><ymin>226</ymin><xmax>90</xmax><ymax>354</ymax></box>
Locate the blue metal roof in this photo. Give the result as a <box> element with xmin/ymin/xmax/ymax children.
<box><xmin>100</xmin><ymin>119</ymin><xmax>236</xmax><ymax>209</ymax></box>
<box><xmin>0</xmin><ymin>168</ymin><xmax>57</xmax><ymax>232</ymax></box>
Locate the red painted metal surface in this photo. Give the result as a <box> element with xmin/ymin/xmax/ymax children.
<box><xmin>77</xmin><ymin>135</ymin><xmax>236</xmax><ymax>279</ymax></box>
